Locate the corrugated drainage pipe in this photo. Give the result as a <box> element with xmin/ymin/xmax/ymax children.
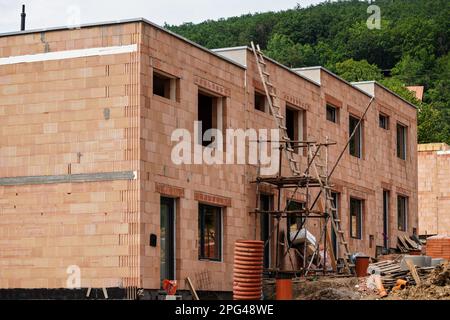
<box><xmin>233</xmin><ymin>240</ymin><xmax>264</xmax><ymax>300</ymax></box>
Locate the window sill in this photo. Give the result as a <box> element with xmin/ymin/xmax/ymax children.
<box><xmin>198</xmin><ymin>258</ymin><xmax>223</xmax><ymax>263</ymax></box>
<box><xmin>152</xmin><ymin>94</ymin><xmax>179</xmax><ymax>104</ymax></box>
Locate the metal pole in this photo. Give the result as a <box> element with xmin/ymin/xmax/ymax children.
<box><xmin>275</xmin><ymin>144</ymin><xmax>283</xmax><ymax>271</ymax></box>
<box><xmin>20</xmin><ymin>5</ymin><xmax>26</xmax><ymax>31</ymax></box>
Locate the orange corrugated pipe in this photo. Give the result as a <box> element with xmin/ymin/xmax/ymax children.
<box><xmin>233</xmin><ymin>240</ymin><xmax>264</xmax><ymax>300</ymax></box>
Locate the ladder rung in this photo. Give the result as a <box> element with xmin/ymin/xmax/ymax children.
<box><xmin>263</xmin><ymin>71</ymin><xmax>270</xmax><ymax>76</ymax></box>
<box><xmin>275</xmin><ymin>114</ymin><xmax>284</xmax><ymax>119</ymax></box>
<box><xmin>333</xmin><ymin>218</ymin><xmax>340</xmax><ymax>222</ymax></box>
<box><xmin>282</xmin><ymin>136</ymin><xmax>291</xmax><ymax>141</ymax></box>
<box><xmin>289</xmin><ymin>158</ymin><xmax>299</xmax><ymax>163</ymax></box>
<box><xmin>338</xmin><ymin>230</ymin><xmax>344</xmax><ymax>234</ymax></box>
<box><xmin>266</xmin><ymin>82</ymin><xmax>274</xmax><ymax>87</ymax></box>
<box><xmin>279</xmin><ymin>125</ymin><xmax>287</xmax><ymax>130</ymax></box>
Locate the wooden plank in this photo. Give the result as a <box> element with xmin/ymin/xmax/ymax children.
<box><xmin>185</xmin><ymin>277</ymin><xmax>200</xmax><ymax>300</ymax></box>
<box><xmin>372</xmin><ymin>261</ymin><xmax>393</xmax><ymax>266</ymax></box>
<box><xmin>405</xmin><ymin>260</ymin><xmax>421</xmax><ymax>286</ymax></box>
<box><xmin>326</xmin><ymin>228</ymin><xmax>337</xmax><ymax>272</ymax></box>
<box><xmin>403</xmin><ymin>235</ymin><xmax>419</xmax><ymax>249</ymax></box>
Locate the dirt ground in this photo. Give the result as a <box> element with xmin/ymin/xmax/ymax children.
<box><xmin>264</xmin><ymin>276</ymin><xmax>378</xmax><ymax>300</ymax></box>
<box><xmin>263</xmin><ymin>263</ymin><xmax>450</xmax><ymax>300</ymax></box>
<box><xmin>387</xmin><ymin>263</ymin><xmax>450</xmax><ymax>300</ymax></box>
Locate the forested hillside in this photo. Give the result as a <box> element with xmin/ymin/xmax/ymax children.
<box><xmin>167</xmin><ymin>0</ymin><xmax>450</xmax><ymax>144</ymax></box>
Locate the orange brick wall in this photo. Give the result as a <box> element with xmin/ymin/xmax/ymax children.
<box><xmin>138</xmin><ymin>23</ymin><xmax>248</xmax><ymax>291</ymax></box>
<box><xmin>0</xmin><ymin>23</ymin><xmax>141</xmax><ymax>291</ymax></box>
<box><xmin>0</xmin><ymin>21</ymin><xmax>418</xmax><ymax>294</ymax></box>
<box><xmin>418</xmin><ymin>144</ymin><xmax>450</xmax><ymax>236</ymax></box>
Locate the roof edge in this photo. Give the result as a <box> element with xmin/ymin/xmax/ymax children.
<box><xmin>212</xmin><ymin>46</ymin><xmax>249</xmax><ymax>52</ymax></box>
<box><xmin>0</xmin><ymin>18</ymin><xmax>246</xmax><ymax>70</ymax></box>
<box><xmin>242</xmin><ymin>48</ymin><xmax>320</xmax><ymax>87</ymax></box>
<box><xmin>352</xmin><ymin>81</ymin><xmax>418</xmax><ymax>109</ymax></box>
<box><xmin>315</xmin><ymin>67</ymin><xmax>374</xmax><ymax>98</ymax></box>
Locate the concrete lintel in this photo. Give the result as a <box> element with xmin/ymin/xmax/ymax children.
<box><xmin>0</xmin><ymin>171</ymin><xmax>136</xmax><ymax>186</ymax></box>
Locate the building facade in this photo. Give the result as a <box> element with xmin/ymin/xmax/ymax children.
<box><xmin>418</xmin><ymin>143</ymin><xmax>450</xmax><ymax>237</ymax></box>
<box><xmin>0</xmin><ymin>19</ymin><xmax>417</xmax><ymax>297</ymax></box>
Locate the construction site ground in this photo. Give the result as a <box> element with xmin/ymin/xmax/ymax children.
<box><xmin>263</xmin><ymin>263</ymin><xmax>450</xmax><ymax>300</ymax></box>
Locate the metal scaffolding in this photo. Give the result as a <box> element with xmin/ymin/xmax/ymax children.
<box><xmin>252</xmin><ymin>139</ymin><xmax>352</xmax><ymax>276</ymax></box>
<box><xmin>249</xmin><ymin>41</ymin><xmax>369</xmax><ymax>277</ymax></box>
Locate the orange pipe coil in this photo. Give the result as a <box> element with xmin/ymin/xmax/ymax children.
<box><xmin>233</xmin><ymin>240</ymin><xmax>264</xmax><ymax>300</ymax></box>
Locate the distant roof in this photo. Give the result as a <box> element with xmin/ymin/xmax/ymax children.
<box><xmin>0</xmin><ymin>18</ymin><xmax>246</xmax><ymax>69</ymax></box>
<box><xmin>418</xmin><ymin>143</ymin><xmax>449</xmax><ymax>152</ymax></box>
<box><xmin>406</xmin><ymin>86</ymin><xmax>424</xmax><ymax>101</ymax></box>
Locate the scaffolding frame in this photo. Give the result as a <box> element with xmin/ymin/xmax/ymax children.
<box><xmin>252</xmin><ymin>138</ymin><xmax>342</xmax><ymax>276</ymax></box>
<box><xmin>250</xmin><ymin>41</ymin><xmax>375</xmax><ymax>278</ymax></box>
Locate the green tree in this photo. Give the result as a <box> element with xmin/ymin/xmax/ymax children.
<box><xmin>264</xmin><ymin>33</ymin><xmax>302</xmax><ymax>67</ymax></box>
<box><xmin>417</xmin><ymin>103</ymin><xmax>449</xmax><ymax>144</ymax></box>
<box><xmin>334</xmin><ymin>59</ymin><xmax>383</xmax><ymax>82</ymax></box>
<box><xmin>380</xmin><ymin>78</ymin><xmax>419</xmax><ymax>104</ymax></box>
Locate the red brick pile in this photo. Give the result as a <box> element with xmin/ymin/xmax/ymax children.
<box><xmin>426</xmin><ymin>235</ymin><xmax>450</xmax><ymax>260</ymax></box>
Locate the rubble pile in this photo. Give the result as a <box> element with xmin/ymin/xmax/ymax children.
<box><xmin>391</xmin><ymin>263</ymin><xmax>450</xmax><ymax>300</ymax></box>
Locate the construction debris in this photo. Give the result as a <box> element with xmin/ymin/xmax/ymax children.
<box><xmin>390</xmin><ymin>263</ymin><xmax>450</xmax><ymax>300</ymax></box>
<box><xmin>368</xmin><ymin>256</ymin><xmax>439</xmax><ymax>288</ymax></box>
<box><xmin>397</xmin><ymin>234</ymin><xmax>422</xmax><ymax>253</ymax></box>
<box><xmin>262</xmin><ymin>260</ymin><xmax>449</xmax><ymax>300</ymax></box>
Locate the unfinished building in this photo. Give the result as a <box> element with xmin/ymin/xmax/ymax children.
<box><xmin>418</xmin><ymin>143</ymin><xmax>450</xmax><ymax>237</ymax></box>
<box><xmin>0</xmin><ymin>19</ymin><xmax>418</xmax><ymax>298</ymax></box>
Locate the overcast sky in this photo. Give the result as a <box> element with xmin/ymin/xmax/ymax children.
<box><xmin>0</xmin><ymin>0</ymin><xmax>326</xmax><ymax>33</ymax></box>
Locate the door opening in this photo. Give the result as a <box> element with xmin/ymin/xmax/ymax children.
<box><xmin>260</xmin><ymin>194</ymin><xmax>273</xmax><ymax>269</ymax></box>
<box><xmin>383</xmin><ymin>190</ymin><xmax>389</xmax><ymax>250</ymax></box>
<box><xmin>160</xmin><ymin>197</ymin><xmax>175</xmax><ymax>285</ymax></box>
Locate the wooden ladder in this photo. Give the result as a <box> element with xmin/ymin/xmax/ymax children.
<box><xmin>251</xmin><ymin>42</ymin><xmax>301</xmax><ymax>176</ymax></box>
<box><xmin>310</xmin><ymin>143</ymin><xmax>352</xmax><ymax>273</ymax></box>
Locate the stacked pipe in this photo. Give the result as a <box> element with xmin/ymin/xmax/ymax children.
<box><xmin>426</xmin><ymin>235</ymin><xmax>450</xmax><ymax>260</ymax></box>
<box><xmin>233</xmin><ymin>240</ymin><xmax>264</xmax><ymax>300</ymax></box>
